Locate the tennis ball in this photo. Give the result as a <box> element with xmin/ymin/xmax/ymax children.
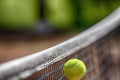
<box><xmin>63</xmin><ymin>59</ymin><xmax>86</xmax><ymax>80</ymax></box>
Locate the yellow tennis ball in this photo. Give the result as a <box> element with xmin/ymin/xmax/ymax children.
<box><xmin>63</xmin><ymin>59</ymin><xmax>86</xmax><ymax>80</ymax></box>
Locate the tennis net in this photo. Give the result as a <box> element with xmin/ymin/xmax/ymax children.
<box><xmin>0</xmin><ymin>7</ymin><xmax>120</xmax><ymax>80</ymax></box>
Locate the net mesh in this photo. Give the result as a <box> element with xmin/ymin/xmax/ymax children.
<box><xmin>25</xmin><ymin>29</ymin><xmax>117</xmax><ymax>80</ymax></box>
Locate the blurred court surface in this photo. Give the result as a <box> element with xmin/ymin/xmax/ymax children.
<box><xmin>0</xmin><ymin>32</ymin><xmax>78</xmax><ymax>63</ymax></box>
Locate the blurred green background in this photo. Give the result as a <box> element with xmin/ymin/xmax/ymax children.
<box><xmin>0</xmin><ymin>0</ymin><xmax>120</xmax><ymax>33</ymax></box>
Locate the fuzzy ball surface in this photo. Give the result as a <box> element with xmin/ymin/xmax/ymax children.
<box><xmin>63</xmin><ymin>59</ymin><xmax>86</xmax><ymax>80</ymax></box>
